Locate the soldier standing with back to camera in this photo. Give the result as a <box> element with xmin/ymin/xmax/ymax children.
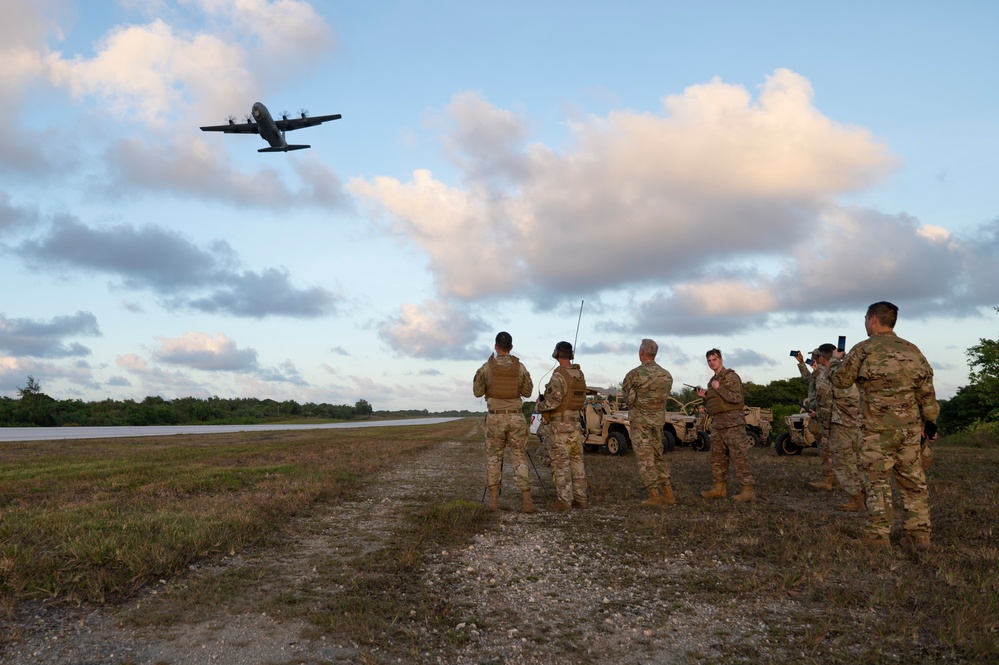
<box><xmin>622</xmin><ymin>338</ymin><xmax>676</xmax><ymax>507</ymax></box>
<box><xmin>536</xmin><ymin>341</ymin><xmax>588</xmax><ymax>511</ymax></box>
<box><xmin>696</xmin><ymin>349</ymin><xmax>756</xmax><ymax>502</ymax></box>
<box><xmin>812</xmin><ymin>344</ymin><xmax>867</xmax><ymax>512</ymax></box>
<box><xmin>472</xmin><ymin>332</ymin><xmax>535</xmax><ymax>513</ymax></box>
<box><xmin>809</xmin><ymin>346</ymin><xmax>838</xmax><ymax>492</ymax></box>
<box><xmin>829</xmin><ymin>301</ymin><xmax>939</xmax><ymax>549</ymax></box>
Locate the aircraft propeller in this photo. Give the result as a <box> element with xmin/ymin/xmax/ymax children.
<box><xmin>244</xmin><ymin>114</ymin><xmax>254</xmax><ymax>123</ymax></box>
<box><xmin>281</xmin><ymin>110</ymin><xmax>290</xmax><ymax>121</ymax></box>
<box><xmin>226</xmin><ymin>114</ymin><xmax>237</xmax><ymax>125</ymax></box>
<box><xmin>300</xmin><ymin>108</ymin><xmax>309</xmax><ymax>119</ymax></box>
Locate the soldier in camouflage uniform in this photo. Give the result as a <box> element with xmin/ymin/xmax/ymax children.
<box><xmin>810</xmin><ymin>348</ymin><xmax>837</xmax><ymax>491</ymax></box>
<box><xmin>622</xmin><ymin>338</ymin><xmax>675</xmax><ymax>507</ymax></box>
<box><xmin>813</xmin><ymin>345</ymin><xmax>867</xmax><ymax>512</ymax></box>
<box><xmin>472</xmin><ymin>332</ymin><xmax>535</xmax><ymax>513</ymax></box>
<box><xmin>830</xmin><ymin>302</ymin><xmax>940</xmax><ymax>548</ymax></box>
<box><xmin>696</xmin><ymin>349</ymin><xmax>756</xmax><ymax>502</ymax></box>
<box><xmin>536</xmin><ymin>341</ymin><xmax>588</xmax><ymax>511</ymax></box>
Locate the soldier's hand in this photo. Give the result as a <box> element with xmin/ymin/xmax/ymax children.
<box><xmin>832</xmin><ymin>349</ymin><xmax>845</xmax><ymax>360</ymax></box>
<box><xmin>795</xmin><ymin>352</ymin><xmax>804</xmax><ymax>363</ymax></box>
<box><xmin>923</xmin><ymin>421</ymin><xmax>938</xmax><ymax>442</ymax></box>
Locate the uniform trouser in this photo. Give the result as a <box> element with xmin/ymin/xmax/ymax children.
<box><xmin>860</xmin><ymin>425</ymin><xmax>930</xmax><ymax>540</ymax></box>
<box><xmin>546</xmin><ymin>420</ymin><xmax>587</xmax><ymax>504</ymax></box>
<box><xmin>818</xmin><ymin>421</ymin><xmax>833</xmax><ymax>478</ymax></box>
<box><xmin>709</xmin><ymin>424</ymin><xmax>754</xmax><ymax>487</ymax></box>
<box><xmin>484</xmin><ymin>413</ymin><xmax>530</xmax><ymax>492</ymax></box>
<box><xmin>828</xmin><ymin>421</ymin><xmax>865</xmax><ymax>497</ymax></box>
<box><xmin>632</xmin><ymin>422</ymin><xmax>671</xmax><ymax>490</ymax></box>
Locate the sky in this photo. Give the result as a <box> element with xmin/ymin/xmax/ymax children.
<box><xmin>1</xmin><ymin>0</ymin><xmax>997</xmax><ymax>412</ymax></box>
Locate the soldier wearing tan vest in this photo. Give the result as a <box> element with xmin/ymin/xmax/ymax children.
<box><xmin>536</xmin><ymin>341</ymin><xmax>588</xmax><ymax>511</ymax></box>
<box><xmin>696</xmin><ymin>348</ymin><xmax>756</xmax><ymax>502</ymax></box>
<box><xmin>473</xmin><ymin>332</ymin><xmax>535</xmax><ymax>512</ymax></box>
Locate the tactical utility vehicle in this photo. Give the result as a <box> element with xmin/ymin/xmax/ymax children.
<box><xmin>774</xmin><ymin>412</ymin><xmax>817</xmax><ymax>455</ymax></box>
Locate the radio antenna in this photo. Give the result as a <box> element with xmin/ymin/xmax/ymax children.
<box><xmin>572</xmin><ymin>300</ymin><xmax>584</xmax><ymax>351</ymax></box>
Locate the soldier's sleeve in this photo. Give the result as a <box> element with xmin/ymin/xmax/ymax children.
<box><xmin>537</xmin><ymin>373</ymin><xmax>566</xmax><ymax>413</ymax></box>
<box><xmin>797</xmin><ymin>362</ymin><xmax>810</xmax><ymax>379</ymax></box>
<box><xmin>472</xmin><ymin>362</ymin><xmax>488</xmax><ymax>398</ymax></box>
<box><xmin>714</xmin><ymin>371</ymin><xmax>743</xmax><ymax>404</ymax></box>
<box><xmin>830</xmin><ymin>347</ymin><xmax>861</xmax><ymax>389</ymax></box>
<box><xmin>519</xmin><ymin>364</ymin><xmax>534</xmax><ymax>398</ymax></box>
<box><xmin>915</xmin><ymin>353</ymin><xmax>941</xmax><ymax>423</ymax></box>
<box><xmin>622</xmin><ymin>368</ymin><xmax>636</xmax><ymax>407</ymax></box>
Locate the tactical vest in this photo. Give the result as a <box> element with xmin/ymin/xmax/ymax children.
<box><xmin>704</xmin><ymin>369</ymin><xmax>743</xmax><ymax>415</ymax></box>
<box><xmin>551</xmin><ymin>365</ymin><xmax>587</xmax><ymax>415</ymax></box>
<box><xmin>486</xmin><ymin>355</ymin><xmax>521</xmax><ymax>400</ymax></box>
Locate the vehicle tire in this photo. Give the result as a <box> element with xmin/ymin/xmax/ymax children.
<box><xmin>606</xmin><ymin>431</ymin><xmax>628</xmax><ymax>456</ymax></box>
<box><xmin>661</xmin><ymin>429</ymin><xmax>676</xmax><ymax>453</ymax></box>
<box><xmin>746</xmin><ymin>430</ymin><xmax>761</xmax><ymax>448</ymax></box>
<box><xmin>775</xmin><ymin>432</ymin><xmax>801</xmax><ymax>456</ymax></box>
<box><xmin>692</xmin><ymin>431</ymin><xmax>710</xmax><ymax>452</ymax></box>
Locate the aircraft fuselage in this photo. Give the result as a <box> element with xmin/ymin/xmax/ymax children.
<box><xmin>251</xmin><ymin>102</ymin><xmax>286</xmax><ymax>149</ymax></box>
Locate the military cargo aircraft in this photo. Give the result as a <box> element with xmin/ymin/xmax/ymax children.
<box><xmin>200</xmin><ymin>102</ymin><xmax>341</xmax><ymax>153</ymax></box>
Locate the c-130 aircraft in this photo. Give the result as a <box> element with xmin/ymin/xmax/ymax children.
<box><xmin>200</xmin><ymin>102</ymin><xmax>341</xmax><ymax>153</ymax></box>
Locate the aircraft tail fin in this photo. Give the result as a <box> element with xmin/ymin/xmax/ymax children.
<box><xmin>258</xmin><ymin>144</ymin><xmax>311</xmax><ymax>153</ymax></box>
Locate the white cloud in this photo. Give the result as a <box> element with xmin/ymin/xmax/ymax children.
<box><xmin>350</xmin><ymin>71</ymin><xmax>900</xmax><ymax>302</ymax></box>
<box><xmin>377</xmin><ymin>299</ymin><xmax>489</xmax><ymax>360</ymax></box>
<box><xmin>154</xmin><ymin>332</ymin><xmax>258</xmax><ymax>371</ymax></box>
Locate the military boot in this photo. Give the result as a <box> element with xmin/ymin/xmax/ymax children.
<box><xmin>700</xmin><ymin>483</ymin><xmax>726</xmax><ymax>499</ymax></box>
<box><xmin>641</xmin><ymin>488</ymin><xmax>664</xmax><ymax>506</ymax></box>
<box><xmin>808</xmin><ymin>475</ymin><xmax>836</xmax><ymax>491</ymax></box>
<box><xmin>521</xmin><ymin>490</ymin><xmax>536</xmax><ymax>514</ymax></box>
<box><xmin>659</xmin><ymin>484</ymin><xmax>676</xmax><ymax>506</ymax></box>
<box><xmin>487</xmin><ymin>487</ymin><xmax>499</xmax><ymax>512</ymax></box>
<box><xmin>547</xmin><ymin>500</ymin><xmax>572</xmax><ymax>512</ymax></box>
<box><xmin>731</xmin><ymin>485</ymin><xmax>756</xmax><ymax>502</ymax></box>
<box><xmin>571</xmin><ymin>498</ymin><xmax>589</xmax><ymax>509</ymax></box>
<box><xmin>835</xmin><ymin>493</ymin><xmax>865</xmax><ymax>512</ymax></box>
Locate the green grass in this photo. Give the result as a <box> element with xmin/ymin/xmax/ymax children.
<box><xmin>0</xmin><ymin>420</ymin><xmax>475</xmax><ymax>609</ymax></box>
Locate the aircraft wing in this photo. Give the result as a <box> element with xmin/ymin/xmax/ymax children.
<box><xmin>199</xmin><ymin>121</ymin><xmax>260</xmax><ymax>135</ymax></box>
<box><xmin>275</xmin><ymin>113</ymin><xmax>342</xmax><ymax>132</ymax></box>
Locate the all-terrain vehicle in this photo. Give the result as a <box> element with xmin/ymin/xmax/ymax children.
<box><xmin>667</xmin><ymin>397</ymin><xmax>711</xmax><ymax>451</ymax></box>
<box><xmin>744</xmin><ymin>406</ymin><xmax>773</xmax><ymax>448</ymax></box>
<box><xmin>774</xmin><ymin>412</ymin><xmax>817</xmax><ymax>455</ymax></box>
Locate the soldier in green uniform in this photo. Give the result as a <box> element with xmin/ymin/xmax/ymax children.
<box><xmin>622</xmin><ymin>339</ymin><xmax>675</xmax><ymax>507</ymax></box>
<box><xmin>472</xmin><ymin>332</ymin><xmax>535</xmax><ymax>513</ymax></box>
<box><xmin>830</xmin><ymin>302</ymin><xmax>939</xmax><ymax>548</ymax></box>
<box><xmin>813</xmin><ymin>344</ymin><xmax>867</xmax><ymax>512</ymax></box>
<box><xmin>697</xmin><ymin>349</ymin><xmax>756</xmax><ymax>502</ymax></box>
<box><xmin>536</xmin><ymin>341</ymin><xmax>588</xmax><ymax>511</ymax></box>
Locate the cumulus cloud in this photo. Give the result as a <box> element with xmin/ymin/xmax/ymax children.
<box><xmin>0</xmin><ymin>311</ymin><xmax>100</xmax><ymax>358</ymax></box>
<box><xmin>378</xmin><ymin>299</ymin><xmax>489</xmax><ymax>360</ymax></box>
<box><xmin>350</xmin><ymin>71</ymin><xmax>899</xmax><ymax>302</ymax></box>
<box><xmin>20</xmin><ymin>215</ymin><xmax>340</xmax><ymax>318</ymax></box>
<box><xmin>116</xmin><ymin>352</ymin><xmax>210</xmax><ymax>397</ymax></box>
<box><xmin>154</xmin><ymin>332</ymin><xmax>258</xmax><ymax>371</ymax></box>
<box><xmin>0</xmin><ymin>192</ymin><xmax>41</xmax><ymax>234</ymax></box>
<box><xmin>0</xmin><ymin>355</ymin><xmax>100</xmax><ymax>394</ymax></box>
<box><xmin>351</xmin><ymin>71</ymin><xmax>996</xmax><ymax>338</ymax></box>
<box><xmin>725</xmin><ymin>348</ymin><xmax>778</xmax><ymax>368</ymax></box>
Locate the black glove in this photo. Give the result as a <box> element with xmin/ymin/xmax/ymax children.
<box><xmin>923</xmin><ymin>421</ymin><xmax>937</xmax><ymax>439</ymax></box>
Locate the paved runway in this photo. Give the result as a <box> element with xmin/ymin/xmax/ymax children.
<box><xmin>0</xmin><ymin>418</ymin><xmax>463</xmax><ymax>442</ymax></box>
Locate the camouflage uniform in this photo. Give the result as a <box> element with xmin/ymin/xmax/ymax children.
<box><xmin>812</xmin><ymin>366</ymin><xmax>835</xmax><ymax>480</ymax></box>
<box><xmin>622</xmin><ymin>360</ymin><xmax>673</xmax><ymax>491</ymax></box>
<box><xmin>472</xmin><ymin>354</ymin><xmax>534</xmax><ymax>492</ymax></box>
<box><xmin>536</xmin><ymin>365</ymin><xmax>587</xmax><ymax>506</ymax></box>
<box><xmin>827</xmin><ymin>380</ymin><xmax>866</xmax><ymax>498</ymax></box>
<box><xmin>703</xmin><ymin>368</ymin><xmax>754</xmax><ymax>487</ymax></box>
<box><xmin>830</xmin><ymin>332</ymin><xmax>939</xmax><ymax>541</ymax></box>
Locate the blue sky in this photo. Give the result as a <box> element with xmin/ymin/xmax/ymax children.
<box><xmin>1</xmin><ymin>0</ymin><xmax>996</xmax><ymax>411</ymax></box>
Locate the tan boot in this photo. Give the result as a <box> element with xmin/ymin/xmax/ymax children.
<box><xmin>547</xmin><ymin>500</ymin><xmax>571</xmax><ymax>512</ymax></box>
<box><xmin>487</xmin><ymin>487</ymin><xmax>499</xmax><ymax>511</ymax></box>
<box><xmin>659</xmin><ymin>484</ymin><xmax>676</xmax><ymax>506</ymax></box>
<box><xmin>835</xmin><ymin>493</ymin><xmax>865</xmax><ymax>512</ymax></box>
<box><xmin>571</xmin><ymin>498</ymin><xmax>589</xmax><ymax>509</ymax></box>
<box><xmin>731</xmin><ymin>485</ymin><xmax>756</xmax><ymax>502</ymax></box>
<box><xmin>521</xmin><ymin>490</ymin><xmax>536</xmax><ymax>514</ymax></box>
<box><xmin>641</xmin><ymin>488</ymin><xmax>664</xmax><ymax>506</ymax></box>
<box><xmin>808</xmin><ymin>475</ymin><xmax>836</xmax><ymax>491</ymax></box>
<box><xmin>700</xmin><ymin>482</ymin><xmax>726</xmax><ymax>499</ymax></box>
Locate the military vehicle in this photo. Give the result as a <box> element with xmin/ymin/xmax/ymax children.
<box><xmin>530</xmin><ymin>388</ymin><xmax>707</xmax><ymax>455</ymax></box>
<box><xmin>744</xmin><ymin>406</ymin><xmax>773</xmax><ymax>447</ymax></box>
<box><xmin>774</xmin><ymin>412</ymin><xmax>817</xmax><ymax>455</ymax></box>
<box><xmin>667</xmin><ymin>397</ymin><xmax>711</xmax><ymax>451</ymax></box>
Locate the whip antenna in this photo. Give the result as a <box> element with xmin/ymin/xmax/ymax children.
<box><xmin>572</xmin><ymin>300</ymin><xmax>584</xmax><ymax>351</ymax></box>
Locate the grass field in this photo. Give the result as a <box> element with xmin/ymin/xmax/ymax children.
<box><xmin>0</xmin><ymin>419</ymin><xmax>996</xmax><ymax>662</ymax></box>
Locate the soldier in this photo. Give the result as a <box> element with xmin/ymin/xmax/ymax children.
<box><xmin>622</xmin><ymin>338</ymin><xmax>676</xmax><ymax>507</ymax></box>
<box><xmin>696</xmin><ymin>349</ymin><xmax>756</xmax><ymax>502</ymax></box>
<box><xmin>472</xmin><ymin>332</ymin><xmax>535</xmax><ymax>513</ymax></box>
<box><xmin>830</xmin><ymin>301</ymin><xmax>940</xmax><ymax>548</ymax></box>
<box><xmin>809</xmin><ymin>347</ymin><xmax>837</xmax><ymax>492</ymax></box>
<box><xmin>812</xmin><ymin>344</ymin><xmax>867</xmax><ymax>512</ymax></box>
<box><xmin>536</xmin><ymin>341</ymin><xmax>588</xmax><ymax>511</ymax></box>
